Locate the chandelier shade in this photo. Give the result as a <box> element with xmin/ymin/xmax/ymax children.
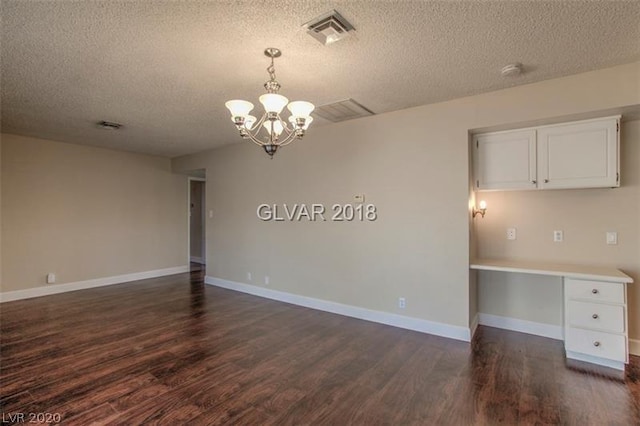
<box><xmin>263</xmin><ymin>120</ymin><xmax>284</xmax><ymax>136</ymax></box>
<box><xmin>224</xmin><ymin>48</ymin><xmax>314</xmax><ymax>158</ymax></box>
<box><xmin>259</xmin><ymin>94</ymin><xmax>289</xmax><ymax>114</ymax></box>
<box><xmin>244</xmin><ymin>115</ymin><xmax>257</xmax><ymax>130</ymax></box>
<box><xmin>287</xmin><ymin>101</ymin><xmax>315</xmax><ymax>118</ymax></box>
<box><xmin>225</xmin><ymin>100</ymin><xmax>254</xmax><ymax>118</ymax></box>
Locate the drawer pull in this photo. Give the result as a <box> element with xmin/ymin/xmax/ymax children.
<box><xmin>592</xmin><ymin>313</ymin><xmax>599</xmax><ymax>319</ymax></box>
<box><xmin>593</xmin><ymin>341</ymin><xmax>601</xmax><ymax>347</ymax></box>
<box><xmin>591</xmin><ymin>289</ymin><xmax>599</xmax><ymax>294</ymax></box>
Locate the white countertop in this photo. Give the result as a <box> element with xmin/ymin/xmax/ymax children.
<box><xmin>470</xmin><ymin>258</ymin><xmax>633</xmax><ymax>283</ymax></box>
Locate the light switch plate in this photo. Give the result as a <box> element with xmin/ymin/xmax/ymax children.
<box><xmin>606</xmin><ymin>231</ymin><xmax>618</xmax><ymax>245</ymax></box>
<box><xmin>553</xmin><ymin>230</ymin><xmax>564</xmax><ymax>242</ymax></box>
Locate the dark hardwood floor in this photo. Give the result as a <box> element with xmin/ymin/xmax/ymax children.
<box><xmin>1</xmin><ymin>266</ymin><xmax>639</xmax><ymax>425</ymax></box>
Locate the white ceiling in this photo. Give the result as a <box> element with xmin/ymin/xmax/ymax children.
<box><xmin>2</xmin><ymin>1</ymin><xmax>639</xmax><ymax>158</ymax></box>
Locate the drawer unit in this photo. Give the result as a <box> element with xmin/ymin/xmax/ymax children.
<box><xmin>564</xmin><ymin>327</ymin><xmax>626</xmax><ymax>362</ymax></box>
<box><xmin>564</xmin><ymin>278</ymin><xmax>628</xmax><ymax>368</ymax></box>
<box><xmin>566</xmin><ymin>300</ymin><xmax>625</xmax><ymax>333</ymax></box>
<box><xmin>565</xmin><ymin>279</ymin><xmax>624</xmax><ymax>304</ymax></box>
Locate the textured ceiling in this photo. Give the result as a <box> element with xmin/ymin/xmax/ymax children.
<box><xmin>2</xmin><ymin>1</ymin><xmax>639</xmax><ymax>158</ymax></box>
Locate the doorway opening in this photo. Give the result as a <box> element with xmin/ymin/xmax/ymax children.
<box><xmin>188</xmin><ymin>177</ymin><xmax>206</xmax><ymax>271</ymax></box>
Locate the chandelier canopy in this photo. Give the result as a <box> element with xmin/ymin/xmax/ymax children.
<box><xmin>225</xmin><ymin>48</ymin><xmax>315</xmax><ymax>158</ymax></box>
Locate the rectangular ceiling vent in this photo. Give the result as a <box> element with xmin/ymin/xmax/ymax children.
<box><xmin>303</xmin><ymin>10</ymin><xmax>355</xmax><ymax>45</ymax></box>
<box><xmin>314</xmin><ymin>99</ymin><xmax>374</xmax><ymax>123</ymax></box>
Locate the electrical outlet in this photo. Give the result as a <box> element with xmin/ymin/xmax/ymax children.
<box><xmin>507</xmin><ymin>228</ymin><xmax>517</xmax><ymax>240</ymax></box>
<box><xmin>264</xmin><ymin>276</ymin><xmax>270</xmax><ymax>285</ymax></box>
<box><xmin>606</xmin><ymin>231</ymin><xmax>618</xmax><ymax>245</ymax></box>
<box><xmin>46</xmin><ymin>273</ymin><xmax>56</xmax><ymax>284</ymax></box>
<box><xmin>553</xmin><ymin>230</ymin><xmax>564</xmax><ymax>242</ymax></box>
<box><xmin>247</xmin><ymin>272</ymin><xmax>252</xmax><ymax>281</ymax></box>
<box><xmin>398</xmin><ymin>297</ymin><xmax>406</xmax><ymax>309</ymax></box>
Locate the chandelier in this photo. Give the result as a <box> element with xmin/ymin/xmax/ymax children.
<box><xmin>225</xmin><ymin>48</ymin><xmax>315</xmax><ymax>158</ymax></box>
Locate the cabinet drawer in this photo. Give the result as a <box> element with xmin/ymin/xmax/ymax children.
<box><xmin>565</xmin><ymin>279</ymin><xmax>624</xmax><ymax>304</ymax></box>
<box><xmin>566</xmin><ymin>301</ymin><xmax>625</xmax><ymax>333</ymax></box>
<box><xmin>565</xmin><ymin>328</ymin><xmax>626</xmax><ymax>362</ymax></box>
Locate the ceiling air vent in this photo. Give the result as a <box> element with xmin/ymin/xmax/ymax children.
<box><xmin>97</xmin><ymin>120</ymin><xmax>122</xmax><ymax>130</ymax></box>
<box><xmin>303</xmin><ymin>10</ymin><xmax>355</xmax><ymax>45</ymax></box>
<box><xmin>314</xmin><ymin>99</ymin><xmax>374</xmax><ymax>123</ymax></box>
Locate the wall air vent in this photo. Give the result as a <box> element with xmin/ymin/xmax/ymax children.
<box><xmin>314</xmin><ymin>99</ymin><xmax>374</xmax><ymax>123</ymax></box>
<box><xmin>303</xmin><ymin>10</ymin><xmax>355</xmax><ymax>45</ymax></box>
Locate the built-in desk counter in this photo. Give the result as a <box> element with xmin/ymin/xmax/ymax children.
<box><xmin>471</xmin><ymin>258</ymin><xmax>633</xmax><ymax>370</ymax></box>
<box><xmin>470</xmin><ymin>258</ymin><xmax>633</xmax><ymax>283</ymax></box>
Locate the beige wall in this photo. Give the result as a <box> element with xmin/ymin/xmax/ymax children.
<box><xmin>175</xmin><ymin>113</ymin><xmax>472</xmax><ymax>327</ymax></box>
<box><xmin>1</xmin><ymin>134</ymin><xmax>187</xmax><ymax>292</ymax></box>
<box><xmin>173</xmin><ymin>62</ymin><xmax>640</xmax><ymax>335</ymax></box>
<box><xmin>477</xmin><ymin>119</ymin><xmax>640</xmax><ymax>338</ymax></box>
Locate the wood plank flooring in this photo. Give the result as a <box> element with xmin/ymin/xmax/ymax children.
<box><xmin>1</xmin><ymin>266</ymin><xmax>639</xmax><ymax>425</ymax></box>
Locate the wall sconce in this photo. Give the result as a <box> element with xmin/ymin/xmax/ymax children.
<box><xmin>473</xmin><ymin>200</ymin><xmax>487</xmax><ymax>218</ymax></box>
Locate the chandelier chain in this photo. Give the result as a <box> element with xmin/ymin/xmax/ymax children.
<box><xmin>264</xmin><ymin>55</ymin><xmax>281</xmax><ymax>93</ymax></box>
<box><xmin>267</xmin><ymin>55</ymin><xmax>276</xmax><ymax>81</ymax></box>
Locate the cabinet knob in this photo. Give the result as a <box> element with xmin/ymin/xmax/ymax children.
<box><xmin>592</xmin><ymin>289</ymin><xmax>599</xmax><ymax>294</ymax></box>
<box><xmin>592</xmin><ymin>313</ymin><xmax>599</xmax><ymax>319</ymax></box>
<box><xmin>593</xmin><ymin>341</ymin><xmax>601</xmax><ymax>347</ymax></box>
<box><xmin>531</xmin><ymin>180</ymin><xmax>537</xmax><ymax>184</ymax></box>
<box><xmin>544</xmin><ymin>179</ymin><xmax>549</xmax><ymax>183</ymax></box>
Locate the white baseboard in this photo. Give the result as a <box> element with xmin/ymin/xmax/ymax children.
<box><xmin>478</xmin><ymin>313</ymin><xmax>563</xmax><ymax>341</ymax></box>
<box><xmin>469</xmin><ymin>313</ymin><xmax>479</xmax><ymax>339</ymax></box>
<box><xmin>0</xmin><ymin>265</ymin><xmax>190</xmax><ymax>303</ymax></box>
<box><xmin>189</xmin><ymin>256</ymin><xmax>205</xmax><ymax>264</ymax></box>
<box><xmin>630</xmin><ymin>339</ymin><xmax>640</xmax><ymax>356</ymax></box>
<box><xmin>566</xmin><ymin>350</ymin><xmax>624</xmax><ymax>371</ymax></box>
<box><xmin>205</xmin><ymin>276</ymin><xmax>472</xmax><ymax>342</ymax></box>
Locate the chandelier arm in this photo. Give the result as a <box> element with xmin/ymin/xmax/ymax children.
<box><xmin>254</xmin><ymin>112</ymin><xmax>269</xmax><ymax>132</ymax></box>
<box><xmin>278</xmin><ymin>114</ymin><xmax>293</xmax><ymax>133</ymax></box>
<box><xmin>275</xmin><ymin>113</ymin><xmax>296</xmax><ymax>141</ymax></box>
<box><xmin>278</xmin><ymin>132</ymin><xmax>299</xmax><ymax>147</ymax></box>
<box><xmin>244</xmin><ymin>113</ymin><xmax>270</xmax><ymax>146</ymax></box>
<box><xmin>275</xmin><ymin>130</ymin><xmax>294</xmax><ymax>146</ymax></box>
<box><xmin>246</xmin><ymin>133</ymin><xmax>266</xmax><ymax>146</ymax></box>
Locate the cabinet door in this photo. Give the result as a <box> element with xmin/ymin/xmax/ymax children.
<box><xmin>537</xmin><ymin>118</ymin><xmax>619</xmax><ymax>189</ymax></box>
<box><xmin>474</xmin><ymin>130</ymin><xmax>537</xmax><ymax>191</ymax></box>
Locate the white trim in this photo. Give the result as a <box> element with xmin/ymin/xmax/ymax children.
<box><xmin>566</xmin><ymin>350</ymin><xmax>625</xmax><ymax>371</ymax></box>
<box><xmin>0</xmin><ymin>266</ymin><xmax>189</xmax><ymax>303</ymax></box>
<box><xmin>469</xmin><ymin>313</ymin><xmax>479</xmax><ymax>339</ymax></box>
<box><xmin>630</xmin><ymin>338</ymin><xmax>640</xmax><ymax>356</ymax></box>
<box><xmin>187</xmin><ymin>177</ymin><xmax>206</xmax><ymax>266</ymax></box>
<box><xmin>478</xmin><ymin>313</ymin><xmax>563</xmax><ymax>340</ymax></box>
<box><xmin>190</xmin><ymin>256</ymin><xmax>205</xmax><ymax>264</ymax></box>
<box><xmin>205</xmin><ymin>276</ymin><xmax>472</xmax><ymax>342</ymax></box>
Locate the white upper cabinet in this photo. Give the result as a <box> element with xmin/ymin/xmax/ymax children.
<box><xmin>537</xmin><ymin>118</ymin><xmax>619</xmax><ymax>189</ymax></box>
<box><xmin>474</xmin><ymin>116</ymin><xmax>620</xmax><ymax>192</ymax></box>
<box><xmin>474</xmin><ymin>130</ymin><xmax>537</xmax><ymax>191</ymax></box>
